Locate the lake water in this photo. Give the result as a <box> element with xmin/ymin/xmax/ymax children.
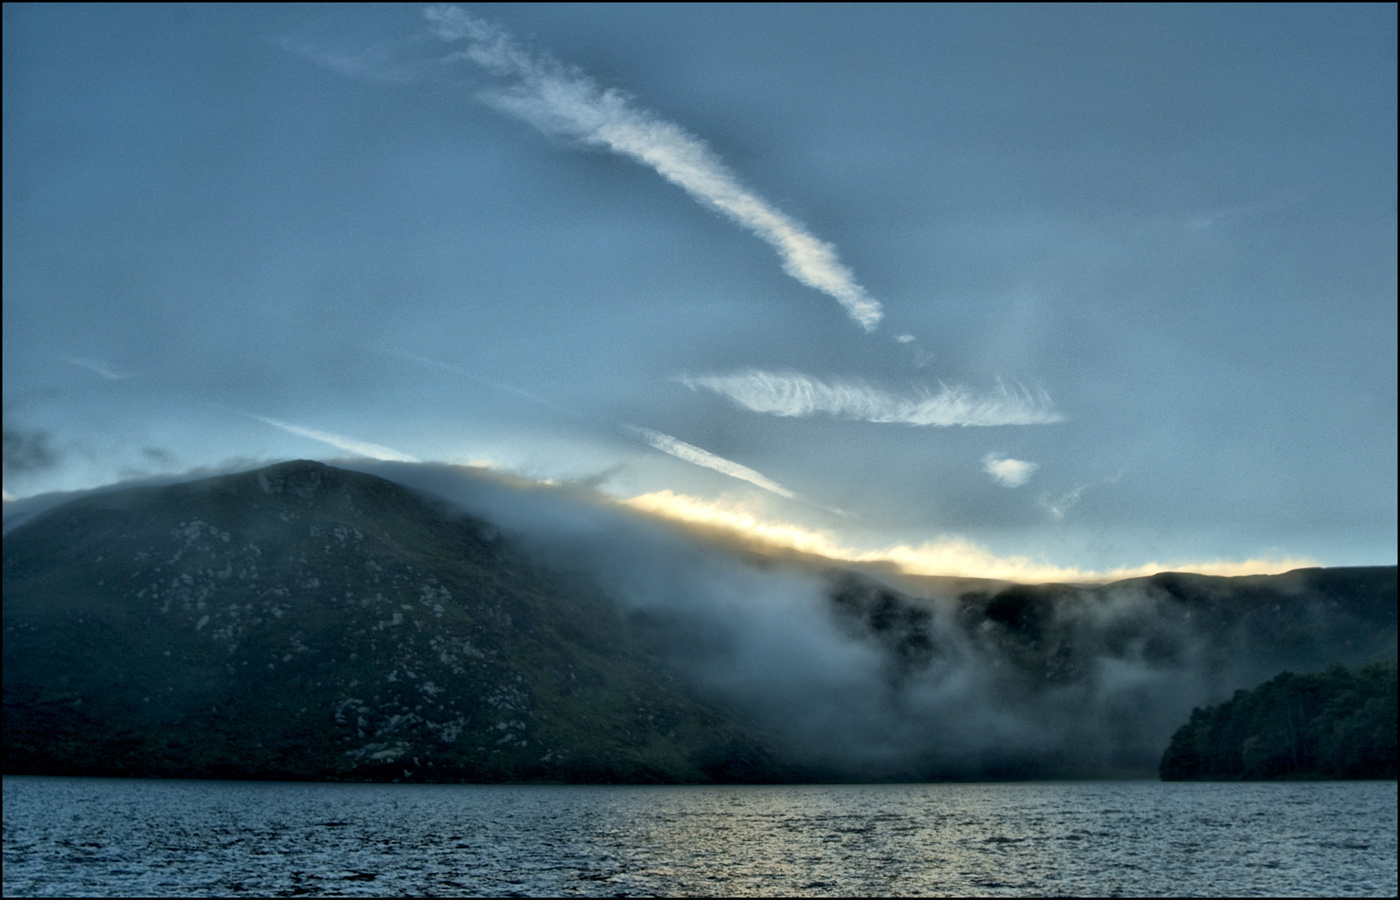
<box><xmin>3</xmin><ymin>777</ymin><xmax>1395</xmax><ymax>897</ymax></box>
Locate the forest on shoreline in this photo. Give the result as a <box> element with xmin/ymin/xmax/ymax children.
<box><xmin>1160</xmin><ymin>660</ymin><xmax>1397</xmax><ymax>780</ymax></box>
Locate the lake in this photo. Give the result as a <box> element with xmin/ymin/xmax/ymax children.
<box><xmin>3</xmin><ymin>777</ymin><xmax>1395</xmax><ymax>897</ymax></box>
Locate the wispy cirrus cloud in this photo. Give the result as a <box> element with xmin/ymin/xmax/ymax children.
<box><xmin>627</xmin><ymin>426</ymin><xmax>797</xmax><ymax>500</ymax></box>
<box><xmin>1039</xmin><ymin>470</ymin><xmax>1124</xmax><ymax>520</ymax></box>
<box><xmin>422</xmin><ymin>5</ymin><xmax>883</xmax><ymax>331</ymax></box>
<box><xmin>678</xmin><ymin>369</ymin><xmax>1064</xmax><ymax>427</ymax></box>
<box><xmin>251</xmin><ymin>415</ymin><xmax>420</xmax><ymax>463</ymax></box>
<box><xmin>274</xmin><ymin>35</ymin><xmax>428</xmax><ymax>84</ymax></box>
<box><xmin>982</xmin><ymin>453</ymin><xmax>1038</xmax><ymax>487</ymax></box>
<box><xmin>61</xmin><ymin>356</ymin><xmax>137</xmax><ymax>381</ymax></box>
<box><xmin>378</xmin><ymin>347</ymin><xmax>569</xmax><ymax>415</ymax></box>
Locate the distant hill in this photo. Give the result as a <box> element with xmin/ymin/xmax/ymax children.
<box><xmin>4</xmin><ymin>460</ymin><xmax>1396</xmax><ymax>782</ymax></box>
<box><xmin>1160</xmin><ymin>661</ymin><xmax>1397</xmax><ymax>780</ymax></box>
<box><xmin>2</xmin><ymin>461</ymin><xmax>797</xmax><ymax>783</ymax></box>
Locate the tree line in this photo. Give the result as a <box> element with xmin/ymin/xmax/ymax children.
<box><xmin>1160</xmin><ymin>660</ymin><xmax>1397</xmax><ymax>780</ymax></box>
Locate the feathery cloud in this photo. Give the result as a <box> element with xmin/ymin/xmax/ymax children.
<box><xmin>251</xmin><ymin>416</ymin><xmax>420</xmax><ymax>463</ymax></box>
<box><xmin>379</xmin><ymin>347</ymin><xmax>568</xmax><ymax>414</ymax></box>
<box><xmin>678</xmin><ymin>369</ymin><xmax>1064</xmax><ymax>426</ymax></box>
<box><xmin>1039</xmin><ymin>471</ymin><xmax>1122</xmax><ymax>520</ymax></box>
<box><xmin>424</xmin><ymin>5</ymin><xmax>883</xmax><ymax>331</ymax></box>
<box><xmin>627</xmin><ymin>426</ymin><xmax>796</xmax><ymax>500</ymax></box>
<box><xmin>61</xmin><ymin>356</ymin><xmax>137</xmax><ymax>381</ymax></box>
<box><xmin>982</xmin><ymin>453</ymin><xmax>1038</xmax><ymax>487</ymax></box>
<box><xmin>1040</xmin><ymin>485</ymin><xmax>1084</xmax><ymax>520</ymax></box>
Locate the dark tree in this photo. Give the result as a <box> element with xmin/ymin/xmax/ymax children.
<box><xmin>1160</xmin><ymin>661</ymin><xmax>1397</xmax><ymax>780</ymax></box>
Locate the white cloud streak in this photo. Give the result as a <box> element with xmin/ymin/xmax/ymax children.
<box><xmin>627</xmin><ymin>426</ymin><xmax>797</xmax><ymax>500</ymax></box>
<box><xmin>1039</xmin><ymin>471</ymin><xmax>1123</xmax><ymax>520</ymax></box>
<box><xmin>379</xmin><ymin>347</ymin><xmax>569</xmax><ymax>414</ymax></box>
<box><xmin>61</xmin><ymin>356</ymin><xmax>137</xmax><ymax>381</ymax></box>
<box><xmin>678</xmin><ymin>369</ymin><xmax>1064</xmax><ymax>427</ymax></box>
<box><xmin>251</xmin><ymin>416</ymin><xmax>420</xmax><ymax>463</ymax></box>
<box><xmin>424</xmin><ymin>5</ymin><xmax>883</xmax><ymax>331</ymax></box>
<box><xmin>982</xmin><ymin>453</ymin><xmax>1038</xmax><ymax>487</ymax></box>
<box><xmin>1040</xmin><ymin>485</ymin><xmax>1084</xmax><ymax>520</ymax></box>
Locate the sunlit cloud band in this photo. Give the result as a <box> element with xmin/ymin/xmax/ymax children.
<box><xmin>625</xmin><ymin>490</ymin><xmax>1319</xmax><ymax>584</ymax></box>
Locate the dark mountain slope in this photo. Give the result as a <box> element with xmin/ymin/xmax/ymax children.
<box><xmin>3</xmin><ymin>461</ymin><xmax>797</xmax><ymax>783</ymax></box>
<box><xmin>4</xmin><ymin>460</ymin><xmax>1395</xmax><ymax>782</ymax></box>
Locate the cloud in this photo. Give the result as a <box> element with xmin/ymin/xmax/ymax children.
<box><xmin>982</xmin><ymin>453</ymin><xmax>1038</xmax><ymax>487</ymax></box>
<box><xmin>678</xmin><ymin>369</ymin><xmax>1064</xmax><ymax>426</ymax></box>
<box><xmin>250</xmin><ymin>415</ymin><xmax>420</xmax><ymax>463</ymax></box>
<box><xmin>1185</xmin><ymin>188</ymin><xmax>1306</xmax><ymax>230</ymax></box>
<box><xmin>1039</xmin><ymin>471</ymin><xmax>1121</xmax><ymax>520</ymax></box>
<box><xmin>1040</xmin><ymin>485</ymin><xmax>1085</xmax><ymax>520</ymax></box>
<box><xmin>2</xmin><ymin>425</ymin><xmax>60</xmax><ymax>478</ymax></box>
<box><xmin>61</xmin><ymin>356</ymin><xmax>137</xmax><ymax>381</ymax></box>
<box><xmin>627</xmin><ymin>426</ymin><xmax>797</xmax><ymax>500</ymax></box>
<box><xmin>423</xmin><ymin>5</ymin><xmax>883</xmax><ymax>331</ymax></box>
<box><xmin>329</xmin><ymin>461</ymin><xmax>1353</xmax><ymax>780</ymax></box>
<box><xmin>624</xmin><ymin>490</ymin><xmax>1320</xmax><ymax>583</ymax></box>
<box><xmin>895</xmin><ymin>334</ymin><xmax>916</xmax><ymax>344</ymax></box>
<box><xmin>379</xmin><ymin>347</ymin><xmax>568</xmax><ymax>414</ymax></box>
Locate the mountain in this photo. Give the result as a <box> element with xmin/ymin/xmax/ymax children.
<box><xmin>3</xmin><ymin>460</ymin><xmax>1396</xmax><ymax>782</ymax></box>
<box><xmin>2</xmin><ymin>461</ymin><xmax>798</xmax><ymax>783</ymax></box>
<box><xmin>816</xmin><ymin>562</ymin><xmax>1396</xmax><ymax>778</ymax></box>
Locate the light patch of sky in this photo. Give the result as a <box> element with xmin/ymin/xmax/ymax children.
<box><xmin>2</xmin><ymin>4</ymin><xmax>1394</xmax><ymax>574</ymax></box>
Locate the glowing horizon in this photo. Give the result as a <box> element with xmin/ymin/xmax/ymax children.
<box><xmin>621</xmin><ymin>489</ymin><xmax>1322</xmax><ymax>584</ymax></box>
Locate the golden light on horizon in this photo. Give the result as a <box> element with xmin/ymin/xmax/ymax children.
<box><xmin>622</xmin><ymin>490</ymin><xmax>1321</xmax><ymax>584</ymax></box>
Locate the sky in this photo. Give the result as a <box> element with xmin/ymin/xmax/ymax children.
<box><xmin>3</xmin><ymin>3</ymin><xmax>1396</xmax><ymax>581</ymax></box>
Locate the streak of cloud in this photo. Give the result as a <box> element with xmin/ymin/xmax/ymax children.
<box><xmin>982</xmin><ymin>453</ymin><xmax>1038</xmax><ymax>487</ymax></box>
<box><xmin>251</xmin><ymin>415</ymin><xmax>420</xmax><ymax>463</ymax></box>
<box><xmin>61</xmin><ymin>356</ymin><xmax>137</xmax><ymax>381</ymax></box>
<box><xmin>627</xmin><ymin>426</ymin><xmax>797</xmax><ymax>500</ymax></box>
<box><xmin>1185</xmin><ymin>188</ymin><xmax>1306</xmax><ymax>230</ymax></box>
<box><xmin>379</xmin><ymin>347</ymin><xmax>569</xmax><ymax>414</ymax></box>
<box><xmin>1040</xmin><ymin>485</ymin><xmax>1085</xmax><ymax>520</ymax></box>
<box><xmin>423</xmin><ymin>5</ymin><xmax>883</xmax><ymax>331</ymax></box>
<box><xmin>678</xmin><ymin>369</ymin><xmax>1064</xmax><ymax>426</ymax></box>
<box><xmin>1040</xmin><ymin>470</ymin><xmax>1124</xmax><ymax>520</ymax></box>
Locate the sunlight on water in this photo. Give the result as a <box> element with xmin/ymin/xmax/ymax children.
<box><xmin>3</xmin><ymin>777</ymin><xmax>1395</xmax><ymax>897</ymax></box>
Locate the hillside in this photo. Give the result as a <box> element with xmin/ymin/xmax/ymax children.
<box><xmin>2</xmin><ymin>461</ymin><xmax>796</xmax><ymax>783</ymax></box>
<box><xmin>4</xmin><ymin>460</ymin><xmax>1395</xmax><ymax>782</ymax></box>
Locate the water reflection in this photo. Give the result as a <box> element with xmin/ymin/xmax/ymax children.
<box><xmin>3</xmin><ymin>778</ymin><xmax>1395</xmax><ymax>897</ymax></box>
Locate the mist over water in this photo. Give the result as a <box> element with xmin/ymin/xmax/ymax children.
<box><xmin>345</xmin><ymin>462</ymin><xmax>1393</xmax><ymax>779</ymax></box>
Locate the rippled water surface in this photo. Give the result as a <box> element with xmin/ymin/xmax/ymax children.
<box><xmin>3</xmin><ymin>777</ymin><xmax>1395</xmax><ymax>897</ymax></box>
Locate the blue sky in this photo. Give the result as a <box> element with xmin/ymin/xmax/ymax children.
<box><xmin>4</xmin><ymin>4</ymin><xmax>1395</xmax><ymax>580</ymax></box>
